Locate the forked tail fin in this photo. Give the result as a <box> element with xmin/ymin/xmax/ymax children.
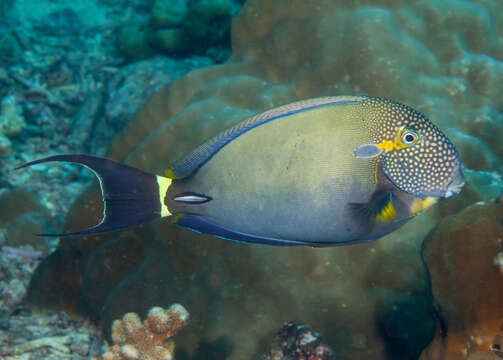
<box><xmin>15</xmin><ymin>154</ymin><xmax>172</xmax><ymax>237</ymax></box>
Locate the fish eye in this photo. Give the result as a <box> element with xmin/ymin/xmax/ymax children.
<box><xmin>400</xmin><ymin>130</ymin><xmax>418</xmax><ymax>145</ymax></box>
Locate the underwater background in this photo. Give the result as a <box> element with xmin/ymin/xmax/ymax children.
<box><xmin>0</xmin><ymin>0</ymin><xmax>503</xmax><ymax>359</ymax></box>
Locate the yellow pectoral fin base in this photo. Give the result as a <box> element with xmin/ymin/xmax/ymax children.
<box><xmin>410</xmin><ymin>197</ymin><xmax>438</xmax><ymax>216</ymax></box>
<box><xmin>156</xmin><ymin>175</ymin><xmax>172</xmax><ymax>217</ymax></box>
<box><xmin>375</xmin><ymin>199</ymin><xmax>397</xmax><ymax>223</ymax></box>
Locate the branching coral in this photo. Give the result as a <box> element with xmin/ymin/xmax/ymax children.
<box><xmin>100</xmin><ymin>304</ymin><xmax>189</xmax><ymax>360</ymax></box>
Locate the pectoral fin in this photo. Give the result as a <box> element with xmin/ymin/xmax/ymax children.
<box><xmin>349</xmin><ymin>190</ymin><xmax>397</xmax><ymax>229</ymax></box>
<box><xmin>354</xmin><ymin>143</ymin><xmax>383</xmax><ymax>159</ymax></box>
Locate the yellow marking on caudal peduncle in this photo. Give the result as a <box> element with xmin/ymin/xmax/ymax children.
<box><xmin>156</xmin><ymin>176</ymin><xmax>172</xmax><ymax>217</ymax></box>
<box><xmin>375</xmin><ymin>200</ymin><xmax>396</xmax><ymax>222</ymax></box>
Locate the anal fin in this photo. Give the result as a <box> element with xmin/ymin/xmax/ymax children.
<box><xmin>173</xmin><ymin>214</ymin><xmax>328</xmax><ymax>246</ymax></box>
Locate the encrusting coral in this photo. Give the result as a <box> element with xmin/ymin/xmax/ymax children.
<box><xmin>420</xmin><ymin>197</ymin><xmax>503</xmax><ymax>360</ymax></box>
<box><xmin>98</xmin><ymin>304</ymin><xmax>189</xmax><ymax>360</ymax></box>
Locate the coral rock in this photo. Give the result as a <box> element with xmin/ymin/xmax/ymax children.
<box><xmin>420</xmin><ymin>198</ymin><xmax>503</xmax><ymax>360</ymax></box>
<box><xmin>0</xmin><ymin>95</ymin><xmax>25</xmax><ymax>137</ymax></box>
<box><xmin>151</xmin><ymin>0</ymin><xmax>188</xmax><ymax>28</ymax></box>
<box><xmin>116</xmin><ymin>0</ymin><xmax>240</xmax><ymax>61</ymax></box>
<box><xmin>0</xmin><ymin>133</ymin><xmax>11</xmax><ymax>157</ymax></box>
<box><xmin>258</xmin><ymin>321</ymin><xmax>336</xmax><ymax>360</ymax></box>
<box><xmin>100</xmin><ymin>304</ymin><xmax>189</xmax><ymax>360</ymax></box>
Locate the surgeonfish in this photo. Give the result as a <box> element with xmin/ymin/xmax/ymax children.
<box><xmin>16</xmin><ymin>96</ymin><xmax>465</xmax><ymax>246</ymax></box>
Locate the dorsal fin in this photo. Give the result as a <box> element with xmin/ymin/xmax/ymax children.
<box><xmin>166</xmin><ymin>96</ymin><xmax>366</xmax><ymax>179</ymax></box>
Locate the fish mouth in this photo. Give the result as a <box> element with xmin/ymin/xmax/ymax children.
<box><xmin>421</xmin><ymin>166</ymin><xmax>465</xmax><ymax>199</ymax></box>
<box><xmin>444</xmin><ymin>167</ymin><xmax>465</xmax><ymax>198</ymax></box>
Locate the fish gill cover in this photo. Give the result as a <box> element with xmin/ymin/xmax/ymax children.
<box><xmin>0</xmin><ymin>0</ymin><xmax>502</xmax><ymax>359</ymax></box>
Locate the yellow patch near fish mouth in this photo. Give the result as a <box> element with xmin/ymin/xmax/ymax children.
<box><xmin>410</xmin><ymin>197</ymin><xmax>438</xmax><ymax>216</ymax></box>
<box><xmin>375</xmin><ymin>199</ymin><xmax>396</xmax><ymax>222</ymax></box>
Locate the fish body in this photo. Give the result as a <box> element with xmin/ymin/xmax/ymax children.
<box><xmin>17</xmin><ymin>96</ymin><xmax>465</xmax><ymax>246</ymax></box>
<box><xmin>169</xmin><ymin>98</ymin><xmax>399</xmax><ymax>244</ymax></box>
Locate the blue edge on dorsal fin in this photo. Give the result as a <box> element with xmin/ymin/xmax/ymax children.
<box><xmin>169</xmin><ymin>96</ymin><xmax>365</xmax><ymax>179</ymax></box>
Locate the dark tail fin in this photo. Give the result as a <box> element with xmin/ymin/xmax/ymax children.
<box><xmin>15</xmin><ymin>154</ymin><xmax>172</xmax><ymax>237</ymax></box>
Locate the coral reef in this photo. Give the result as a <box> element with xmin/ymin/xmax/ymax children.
<box><xmin>92</xmin><ymin>56</ymin><xmax>213</xmax><ymax>156</ymax></box>
<box><xmin>0</xmin><ymin>232</ymin><xmax>102</xmax><ymax>359</ymax></box>
<box><xmin>0</xmin><ymin>95</ymin><xmax>25</xmax><ymax>136</ymax></box>
<box><xmin>30</xmin><ymin>193</ymin><xmax>440</xmax><ymax>360</ymax></box>
<box><xmin>99</xmin><ymin>304</ymin><xmax>189</xmax><ymax>360</ymax></box>
<box><xmin>116</xmin><ymin>0</ymin><xmax>242</xmax><ymax>62</ymax></box>
<box><xmin>0</xmin><ymin>95</ymin><xmax>25</xmax><ymax>157</ymax></box>
<box><xmin>491</xmin><ymin>325</ymin><xmax>503</xmax><ymax>359</ymax></box>
<box><xmin>0</xmin><ymin>0</ymin><xmax>12</xmax><ymax>18</ymax></box>
<box><xmin>0</xmin><ymin>187</ymin><xmax>54</xmax><ymax>251</ymax></box>
<box><xmin>17</xmin><ymin>0</ymin><xmax>503</xmax><ymax>360</ymax></box>
<box><xmin>420</xmin><ymin>197</ymin><xmax>503</xmax><ymax>360</ymax></box>
<box><xmin>257</xmin><ymin>321</ymin><xmax>336</xmax><ymax>360</ymax></box>
<box><xmin>0</xmin><ymin>26</ymin><xmax>22</xmax><ymax>66</ymax></box>
<box><xmin>0</xmin><ymin>310</ymin><xmax>104</xmax><ymax>359</ymax></box>
<box><xmin>0</xmin><ymin>1</ymin><xmax>218</xmax><ymax>359</ymax></box>
<box><xmin>0</xmin><ymin>3</ymin><xmax>124</xmax><ymax>224</ymax></box>
<box><xmin>0</xmin><ymin>2</ymin><xmax>213</xmax><ymax>227</ymax></box>
<box><xmin>0</xmin><ymin>243</ymin><xmax>41</xmax><ymax>315</ymax></box>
